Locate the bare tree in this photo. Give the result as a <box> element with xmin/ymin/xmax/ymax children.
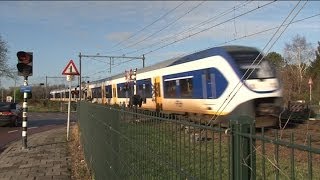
<box><xmin>283</xmin><ymin>34</ymin><xmax>314</xmax><ymax>95</ymax></box>
<box><xmin>0</xmin><ymin>35</ymin><xmax>14</xmax><ymax>78</ymax></box>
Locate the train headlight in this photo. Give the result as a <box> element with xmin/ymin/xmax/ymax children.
<box><xmin>248</xmin><ymin>83</ymin><xmax>256</xmax><ymax>90</ymax></box>
<box><xmin>270</xmin><ymin>82</ymin><xmax>278</xmax><ymax>89</ymax></box>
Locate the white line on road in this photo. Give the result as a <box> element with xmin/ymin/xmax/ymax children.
<box><xmin>8</xmin><ymin>130</ymin><xmax>18</xmax><ymax>133</ymax></box>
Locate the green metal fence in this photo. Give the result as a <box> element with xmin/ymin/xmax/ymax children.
<box><xmin>78</xmin><ymin>101</ymin><xmax>320</xmax><ymax>180</ymax></box>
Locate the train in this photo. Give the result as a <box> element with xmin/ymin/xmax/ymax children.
<box><xmin>50</xmin><ymin>45</ymin><xmax>283</xmax><ymax>127</ymax></box>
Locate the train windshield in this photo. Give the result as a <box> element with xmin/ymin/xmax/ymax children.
<box><xmin>228</xmin><ymin>50</ymin><xmax>276</xmax><ymax>79</ymax></box>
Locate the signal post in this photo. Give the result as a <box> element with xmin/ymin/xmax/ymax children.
<box><xmin>16</xmin><ymin>51</ymin><xmax>33</xmax><ymax>149</ymax></box>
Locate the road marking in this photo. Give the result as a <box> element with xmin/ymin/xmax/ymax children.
<box><xmin>8</xmin><ymin>130</ymin><xmax>18</xmax><ymax>133</ymax></box>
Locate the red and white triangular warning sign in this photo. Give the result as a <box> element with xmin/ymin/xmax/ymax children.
<box><xmin>62</xmin><ymin>60</ymin><xmax>80</xmax><ymax>75</ymax></box>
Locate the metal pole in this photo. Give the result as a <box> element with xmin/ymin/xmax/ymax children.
<box><xmin>67</xmin><ymin>79</ymin><xmax>71</xmax><ymax>141</ymax></box>
<box><xmin>79</xmin><ymin>52</ymin><xmax>82</xmax><ymax>101</ymax></box>
<box><xmin>22</xmin><ymin>76</ymin><xmax>28</xmax><ymax>149</ymax></box>
<box><xmin>310</xmin><ymin>84</ymin><xmax>312</xmax><ymax>102</ymax></box>
<box><xmin>45</xmin><ymin>76</ymin><xmax>48</xmax><ymax>100</ymax></box>
<box><xmin>142</xmin><ymin>54</ymin><xmax>145</xmax><ymax>68</ymax></box>
<box><xmin>134</xmin><ymin>68</ymin><xmax>137</xmax><ymax>95</ymax></box>
<box><xmin>14</xmin><ymin>79</ymin><xmax>16</xmax><ymax>103</ymax></box>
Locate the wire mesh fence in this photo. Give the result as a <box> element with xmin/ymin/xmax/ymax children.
<box><xmin>78</xmin><ymin>101</ymin><xmax>320</xmax><ymax>180</ymax></box>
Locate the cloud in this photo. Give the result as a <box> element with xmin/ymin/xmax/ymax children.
<box><xmin>105</xmin><ymin>32</ymin><xmax>132</xmax><ymax>42</ymax></box>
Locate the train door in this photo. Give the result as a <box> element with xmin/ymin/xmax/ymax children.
<box><xmin>112</xmin><ymin>84</ymin><xmax>117</xmax><ymax>105</ymax></box>
<box><xmin>101</xmin><ymin>85</ymin><xmax>106</xmax><ymax>104</ymax></box>
<box><xmin>154</xmin><ymin>76</ymin><xmax>162</xmax><ymax>111</ymax></box>
<box><xmin>202</xmin><ymin>69</ymin><xmax>217</xmax><ymax>99</ymax></box>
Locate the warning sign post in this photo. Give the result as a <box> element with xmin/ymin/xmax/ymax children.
<box><xmin>62</xmin><ymin>60</ymin><xmax>80</xmax><ymax>141</ymax></box>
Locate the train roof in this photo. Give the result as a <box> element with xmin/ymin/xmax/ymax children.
<box><xmin>89</xmin><ymin>45</ymin><xmax>259</xmax><ymax>84</ymax></box>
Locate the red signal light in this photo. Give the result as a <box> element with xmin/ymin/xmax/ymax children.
<box><xmin>17</xmin><ymin>51</ymin><xmax>33</xmax><ymax>76</ymax></box>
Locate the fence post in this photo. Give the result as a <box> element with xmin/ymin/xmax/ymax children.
<box><xmin>230</xmin><ymin>115</ymin><xmax>256</xmax><ymax>180</ymax></box>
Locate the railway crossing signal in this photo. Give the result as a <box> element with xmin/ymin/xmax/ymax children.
<box><xmin>17</xmin><ymin>51</ymin><xmax>33</xmax><ymax>77</ymax></box>
<box><xmin>16</xmin><ymin>50</ymin><xmax>33</xmax><ymax>149</ymax></box>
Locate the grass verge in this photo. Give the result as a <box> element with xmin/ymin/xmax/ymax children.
<box><xmin>67</xmin><ymin>123</ymin><xmax>92</xmax><ymax>180</ymax></box>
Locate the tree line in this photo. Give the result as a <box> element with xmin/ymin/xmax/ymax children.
<box><xmin>266</xmin><ymin>34</ymin><xmax>320</xmax><ymax>104</ymax></box>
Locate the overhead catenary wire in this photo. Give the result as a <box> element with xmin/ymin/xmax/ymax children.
<box><xmin>106</xmin><ymin>1</ymin><xmax>186</xmax><ymax>53</ymax></box>
<box><xmin>142</xmin><ymin>1</ymin><xmax>276</xmax><ymax>56</ymax></box>
<box><xmin>73</xmin><ymin>1</ymin><xmax>278</xmax><ymax>82</ymax></box>
<box><xmin>82</xmin><ymin>0</ymin><xmax>312</xmax><ymax>107</ymax></box>
<box><xmin>123</xmin><ymin>2</ymin><xmax>319</xmax><ymax>60</ymax></box>
<box><xmin>85</xmin><ymin>57</ymin><xmax>138</xmax><ymax>78</ymax></box>
<box><xmin>87</xmin><ymin>1</ymin><xmax>317</xmax><ymax>86</ymax></box>
<box><xmin>208</xmin><ymin>0</ymin><xmax>304</xmax><ymax>124</ymax></box>
<box><xmin>207</xmin><ymin>0</ymin><xmax>308</xmax><ymax>125</ymax></box>
<box><xmin>124</xmin><ymin>1</ymin><xmax>253</xmax><ymax>56</ymax></box>
<box><xmin>86</xmin><ymin>2</ymin><xmax>317</xmax><ymax>92</ymax></box>
<box><xmin>167</xmin><ymin>12</ymin><xmax>320</xmax><ymax>65</ymax></box>
<box><xmin>114</xmin><ymin>1</ymin><xmax>206</xmax><ymax>54</ymax></box>
<box><xmin>215</xmin><ymin>13</ymin><xmax>320</xmax><ymax>46</ymax></box>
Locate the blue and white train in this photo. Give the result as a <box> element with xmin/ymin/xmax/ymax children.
<box><xmin>50</xmin><ymin>45</ymin><xmax>282</xmax><ymax>127</ymax></box>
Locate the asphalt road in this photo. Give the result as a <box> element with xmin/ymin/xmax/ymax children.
<box><xmin>0</xmin><ymin>112</ymin><xmax>77</xmax><ymax>153</ymax></box>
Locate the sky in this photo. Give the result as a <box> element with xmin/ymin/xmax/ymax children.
<box><xmin>0</xmin><ymin>1</ymin><xmax>319</xmax><ymax>89</ymax></box>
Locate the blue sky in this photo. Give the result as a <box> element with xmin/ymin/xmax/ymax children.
<box><xmin>1</xmin><ymin>1</ymin><xmax>319</xmax><ymax>88</ymax></box>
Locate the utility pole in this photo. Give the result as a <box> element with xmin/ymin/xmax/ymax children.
<box><xmin>78</xmin><ymin>53</ymin><xmax>145</xmax><ymax>101</ymax></box>
<box><xmin>79</xmin><ymin>52</ymin><xmax>82</xmax><ymax>101</ymax></box>
<box><xmin>14</xmin><ymin>79</ymin><xmax>16</xmax><ymax>103</ymax></box>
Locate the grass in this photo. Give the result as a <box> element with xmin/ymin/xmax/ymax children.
<box><xmin>67</xmin><ymin>123</ymin><xmax>92</xmax><ymax>180</ymax></box>
<box><xmin>77</xmin><ymin>104</ymin><xmax>320</xmax><ymax>179</ymax></box>
<box><xmin>26</xmin><ymin>100</ymin><xmax>77</xmax><ymax>112</ymax></box>
<box><xmin>81</xmin><ymin>114</ymin><xmax>231</xmax><ymax>179</ymax></box>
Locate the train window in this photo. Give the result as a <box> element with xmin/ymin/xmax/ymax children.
<box><xmin>180</xmin><ymin>78</ymin><xmax>193</xmax><ymax>98</ymax></box>
<box><xmin>239</xmin><ymin>60</ymin><xmax>275</xmax><ymax>79</ymax></box>
<box><xmin>138</xmin><ymin>84</ymin><xmax>152</xmax><ymax>98</ymax></box>
<box><xmin>105</xmin><ymin>85</ymin><xmax>112</xmax><ymax>98</ymax></box>
<box><xmin>117</xmin><ymin>83</ymin><xmax>132</xmax><ymax>98</ymax></box>
<box><xmin>137</xmin><ymin>79</ymin><xmax>152</xmax><ymax>98</ymax></box>
<box><xmin>228</xmin><ymin>49</ymin><xmax>276</xmax><ymax>79</ymax></box>
<box><xmin>55</xmin><ymin>93</ymin><xmax>61</xmax><ymax>98</ymax></box>
<box><xmin>206</xmin><ymin>69</ymin><xmax>211</xmax><ymax>81</ymax></box>
<box><xmin>118</xmin><ymin>86</ymin><xmax>124</xmax><ymax>98</ymax></box>
<box><xmin>92</xmin><ymin>87</ymin><xmax>102</xmax><ymax>98</ymax></box>
<box><xmin>164</xmin><ymin>80</ymin><xmax>177</xmax><ymax>98</ymax></box>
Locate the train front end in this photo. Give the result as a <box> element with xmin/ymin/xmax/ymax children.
<box><xmin>224</xmin><ymin>46</ymin><xmax>283</xmax><ymax>127</ymax></box>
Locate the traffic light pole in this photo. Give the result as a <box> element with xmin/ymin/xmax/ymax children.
<box><xmin>16</xmin><ymin>50</ymin><xmax>33</xmax><ymax>150</ymax></box>
<box><xmin>22</xmin><ymin>76</ymin><xmax>28</xmax><ymax>149</ymax></box>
